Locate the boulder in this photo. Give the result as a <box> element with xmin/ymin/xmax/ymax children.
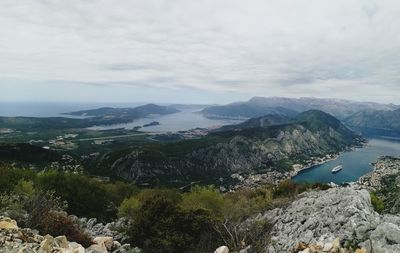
<box><xmin>68</xmin><ymin>242</ymin><xmax>85</xmax><ymax>253</ymax></box>
<box><xmin>86</xmin><ymin>243</ymin><xmax>108</xmax><ymax>253</ymax></box>
<box><xmin>214</xmin><ymin>246</ymin><xmax>229</xmax><ymax>253</ymax></box>
<box><xmin>0</xmin><ymin>217</ymin><xmax>18</xmax><ymax>230</ymax></box>
<box><xmin>39</xmin><ymin>235</ymin><xmax>55</xmax><ymax>252</ymax></box>
<box><xmin>93</xmin><ymin>236</ymin><xmax>113</xmax><ymax>250</ymax></box>
<box><xmin>54</xmin><ymin>235</ymin><xmax>68</xmax><ymax>248</ymax></box>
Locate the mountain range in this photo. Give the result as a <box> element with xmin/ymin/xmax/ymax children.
<box><xmin>201</xmin><ymin>96</ymin><xmax>399</xmax><ymax>120</ymax></box>
<box><xmin>344</xmin><ymin>109</ymin><xmax>400</xmax><ymax>132</ymax></box>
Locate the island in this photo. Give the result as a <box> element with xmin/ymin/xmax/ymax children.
<box><xmin>142</xmin><ymin>121</ymin><xmax>160</xmax><ymax>128</ymax></box>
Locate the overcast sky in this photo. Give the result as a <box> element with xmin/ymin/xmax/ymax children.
<box><xmin>1</xmin><ymin>0</ymin><xmax>400</xmax><ymax>104</ymax></box>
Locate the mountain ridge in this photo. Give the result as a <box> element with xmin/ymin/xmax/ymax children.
<box><xmin>200</xmin><ymin>96</ymin><xmax>399</xmax><ymax>120</ymax></box>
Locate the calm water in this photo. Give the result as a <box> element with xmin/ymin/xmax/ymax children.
<box><xmin>89</xmin><ymin>109</ymin><xmax>244</xmax><ymax>132</ymax></box>
<box><xmin>293</xmin><ymin>138</ymin><xmax>400</xmax><ymax>184</ymax></box>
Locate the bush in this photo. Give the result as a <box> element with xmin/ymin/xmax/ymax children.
<box><xmin>24</xmin><ymin>191</ymin><xmax>67</xmax><ymax>229</ymax></box>
<box><xmin>119</xmin><ymin>189</ymin><xmax>215</xmax><ymax>253</ymax></box>
<box><xmin>36</xmin><ymin>171</ymin><xmax>113</xmax><ymax>221</ymax></box>
<box><xmin>224</xmin><ymin>186</ymin><xmax>273</xmax><ymax>222</ymax></box>
<box><xmin>370</xmin><ymin>192</ymin><xmax>384</xmax><ymax>213</ymax></box>
<box><xmin>14</xmin><ymin>179</ymin><xmax>35</xmax><ymax>197</ymax></box>
<box><xmin>0</xmin><ymin>166</ymin><xmax>35</xmax><ymax>193</ymax></box>
<box><xmin>0</xmin><ymin>189</ymin><xmax>66</xmax><ymax>229</ymax></box>
<box><xmin>180</xmin><ymin>186</ymin><xmax>225</xmax><ymax>217</ymax></box>
<box><xmin>273</xmin><ymin>179</ymin><xmax>298</xmax><ymax>197</ymax></box>
<box><xmin>41</xmin><ymin>210</ymin><xmax>92</xmax><ymax>247</ymax></box>
<box><xmin>0</xmin><ymin>193</ymin><xmax>27</xmax><ymax>224</ymax></box>
<box><xmin>118</xmin><ymin>197</ymin><xmax>141</xmax><ymax>218</ymax></box>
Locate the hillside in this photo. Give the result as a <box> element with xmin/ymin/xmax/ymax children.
<box><xmin>85</xmin><ymin>110</ymin><xmax>362</xmax><ymax>185</ymax></box>
<box><xmin>64</xmin><ymin>103</ymin><xmax>179</xmax><ymax>119</ymax></box>
<box><xmin>200</xmin><ymin>96</ymin><xmax>399</xmax><ymax>120</ymax></box>
<box><xmin>345</xmin><ymin>109</ymin><xmax>400</xmax><ymax>133</ymax></box>
<box><xmin>201</xmin><ymin>103</ymin><xmax>298</xmax><ymax>119</ymax></box>
<box><xmin>213</xmin><ymin>114</ymin><xmax>291</xmax><ymax>132</ymax></box>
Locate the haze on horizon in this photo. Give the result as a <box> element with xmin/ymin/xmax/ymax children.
<box><xmin>1</xmin><ymin>0</ymin><xmax>400</xmax><ymax>105</ymax></box>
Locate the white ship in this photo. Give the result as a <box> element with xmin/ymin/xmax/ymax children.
<box><xmin>331</xmin><ymin>165</ymin><xmax>343</xmax><ymax>173</ymax></box>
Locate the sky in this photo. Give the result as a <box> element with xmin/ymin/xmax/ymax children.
<box><xmin>1</xmin><ymin>0</ymin><xmax>400</xmax><ymax>104</ymax></box>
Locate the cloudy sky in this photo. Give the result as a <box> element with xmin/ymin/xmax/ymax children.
<box><xmin>1</xmin><ymin>0</ymin><xmax>400</xmax><ymax>104</ymax></box>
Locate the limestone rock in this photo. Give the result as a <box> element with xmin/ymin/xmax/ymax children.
<box><xmin>93</xmin><ymin>236</ymin><xmax>113</xmax><ymax>250</ymax></box>
<box><xmin>54</xmin><ymin>235</ymin><xmax>68</xmax><ymax>248</ymax></box>
<box><xmin>214</xmin><ymin>245</ymin><xmax>229</xmax><ymax>253</ymax></box>
<box><xmin>68</xmin><ymin>242</ymin><xmax>85</xmax><ymax>253</ymax></box>
<box><xmin>0</xmin><ymin>217</ymin><xmax>18</xmax><ymax>230</ymax></box>
<box><xmin>39</xmin><ymin>235</ymin><xmax>55</xmax><ymax>252</ymax></box>
<box><xmin>87</xmin><ymin>243</ymin><xmax>108</xmax><ymax>253</ymax></box>
<box><xmin>265</xmin><ymin>187</ymin><xmax>380</xmax><ymax>252</ymax></box>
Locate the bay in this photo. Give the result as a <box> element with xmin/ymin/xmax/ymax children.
<box><xmin>293</xmin><ymin>138</ymin><xmax>400</xmax><ymax>184</ymax></box>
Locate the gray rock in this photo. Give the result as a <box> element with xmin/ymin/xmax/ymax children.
<box><xmin>264</xmin><ymin>186</ymin><xmax>381</xmax><ymax>252</ymax></box>
<box><xmin>214</xmin><ymin>246</ymin><xmax>229</xmax><ymax>253</ymax></box>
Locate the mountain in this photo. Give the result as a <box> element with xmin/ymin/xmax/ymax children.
<box><xmin>345</xmin><ymin>109</ymin><xmax>400</xmax><ymax>133</ymax></box>
<box><xmin>200</xmin><ymin>96</ymin><xmax>399</xmax><ymax>120</ymax></box>
<box><xmin>85</xmin><ymin>110</ymin><xmax>362</xmax><ymax>185</ymax></box>
<box><xmin>213</xmin><ymin>114</ymin><xmax>291</xmax><ymax>132</ymax></box>
<box><xmin>201</xmin><ymin>103</ymin><xmax>298</xmax><ymax>119</ymax></box>
<box><xmin>65</xmin><ymin>103</ymin><xmax>179</xmax><ymax>119</ymax></box>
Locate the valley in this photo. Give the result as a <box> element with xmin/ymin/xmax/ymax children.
<box><xmin>1</xmin><ymin>98</ymin><xmax>400</xmax><ymax>253</ymax></box>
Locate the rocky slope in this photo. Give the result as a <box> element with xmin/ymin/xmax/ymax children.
<box><xmin>345</xmin><ymin>109</ymin><xmax>400</xmax><ymax>133</ymax></box>
<box><xmin>87</xmin><ymin>111</ymin><xmax>362</xmax><ymax>185</ymax></box>
<box><xmin>0</xmin><ymin>216</ymin><xmax>139</xmax><ymax>253</ymax></box>
<box><xmin>237</xmin><ymin>185</ymin><xmax>400</xmax><ymax>253</ymax></box>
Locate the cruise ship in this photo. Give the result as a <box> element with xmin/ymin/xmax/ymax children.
<box><xmin>331</xmin><ymin>165</ymin><xmax>343</xmax><ymax>173</ymax></box>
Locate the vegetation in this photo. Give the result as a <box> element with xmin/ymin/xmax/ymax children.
<box><xmin>117</xmin><ymin>182</ymin><xmax>329</xmax><ymax>252</ymax></box>
<box><xmin>370</xmin><ymin>192</ymin><xmax>384</xmax><ymax>213</ymax></box>
<box><xmin>41</xmin><ymin>210</ymin><xmax>93</xmax><ymax>247</ymax></box>
<box><xmin>0</xmin><ymin>165</ymin><xmax>138</xmax><ymax>222</ymax></box>
<box><xmin>0</xmin><ymin>162</ymin><xmax>334</xmax><ymax>253</ymax></box>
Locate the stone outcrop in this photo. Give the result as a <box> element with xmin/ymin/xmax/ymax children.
<box><xmin>240</xmin><ymin>186</ymin><xmax>400</xmax><ymax>253</ymax></box>
<box><xmin>0</xmin><ymin>216</ymin><xmax>140</xmax><ymax>253</ymax></box>
<box><xmin>214</xmin><ymin>245</ymin><xmax>229</xmax><ymax>253</ymax></box>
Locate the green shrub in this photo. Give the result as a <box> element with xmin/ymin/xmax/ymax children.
<box><xmin>14</xmin><ymin>179</ymin><xmax>36</xmax><ymax>197</ymax></box>
<box><xmin>101</xmin><ymin>181</ymin><xmax>139</xmax><ymax>205</ymax></box>
<box><xmin>370</xmin><ymin>192</ymin><xmax>384</xmax><ymax>213</ymax></box>
<box><xmin>36</xmin><ymin>171</ymin><xmax>113</xmax><ymax>221</ymax></box>
<box><xmin>119</xmin><ymin>189</ymin><xmax>214</xmax><ymax>253</ymax></box>
<box><xmin>0</xmin><ymin>166</ymin><xmax>35</xmax><ymax>193</ymax></box>
<box><xmin>118</xmin><ymin>197</ymin><xmax>141</xmax><ymax>218</ymax></box>
<box><xmin>224</xmin><ymin>186</ymin><xmax>273</xmax><ymax>222</ymax></box>
<box><xmin>180</xmin><ymin>186</ymin><xmax>225</xmax><ymax>217</ymax></box>
<box><xmin>0</xmin><ymin>193</ymin><xmax>26</xmax><ymax>224</ymax></box>
<box><xmin>0</xmin><ymin>190</ymin><xmax>66</xmax><ymax>229</ymax></box>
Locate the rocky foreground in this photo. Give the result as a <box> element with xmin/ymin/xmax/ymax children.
<box><xmin>0</xmin><ymin>216</ymin><xmax>140</xmax><ymax>253</ymax></box>
<box><xmin>216</xmin><ymin>155</ymin><xmax>400</xmax><ymax>253</ymax></box>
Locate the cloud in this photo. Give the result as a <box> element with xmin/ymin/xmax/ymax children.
<box><xmin>0</xmin><ymin>0</ymin><xmax>400</xmax><ymax>103</ymax></box>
